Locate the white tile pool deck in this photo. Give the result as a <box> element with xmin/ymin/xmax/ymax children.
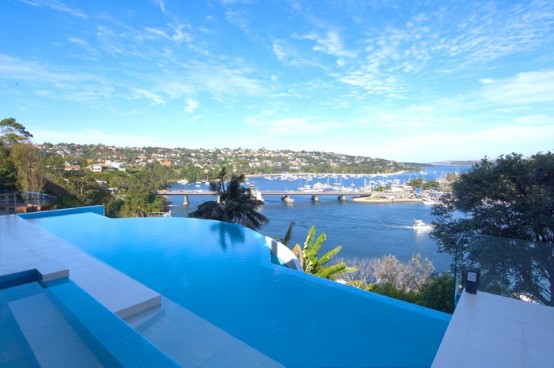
<box><xmin>433</xmin><ymin>290</ymin><xmax>554</xmax><ymax>368</ymax></box>
<box><xmin>0</xmin><ymin>214</ymin><xmax>160</xmax><ymax>318</ymax></box>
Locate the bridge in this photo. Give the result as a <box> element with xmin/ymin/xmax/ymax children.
<box><xmin>158</xmin><ymin>189</ymin><xmax>369</xmax><ymax>206</ymax></box>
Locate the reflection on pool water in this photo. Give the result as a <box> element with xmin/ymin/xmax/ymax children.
<box><xmin>28</xmin><ymin>212</ymin><xmax>450</xmax><ymax>367</ymax></box>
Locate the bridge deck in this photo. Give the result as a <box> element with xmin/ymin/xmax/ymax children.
<box><xmin>159</xmin><ymin>190</ymin><xmax>369</xmax><ymax>196</ymax></box>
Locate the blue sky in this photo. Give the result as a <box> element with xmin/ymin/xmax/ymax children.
<box><xmin>1</xmin><ymin>0</ymin><xmax>553</xmax><ymax>162</ymax></box>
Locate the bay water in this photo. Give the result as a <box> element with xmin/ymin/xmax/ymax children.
<box><xmin>168</xmin><ymin>166</ymin><xmax>467</xmax><ymax>272</ymax></box>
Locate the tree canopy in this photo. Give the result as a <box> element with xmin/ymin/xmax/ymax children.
<box><xmin>431</xmin><ymin>152</ymin><xmax>554</xmax><ymax>305</ymax></box>
<box><xmin>189</xmin><ymin>167</ymin><xmax>269</xmax><ymax>230</ymax></box>
<box><xmin>0</xmin><ymin>118</ymin><xmax>33</xmax><ymax>145</ymax></box>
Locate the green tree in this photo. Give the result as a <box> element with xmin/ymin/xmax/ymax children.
<box><xmin>189</xmin><ymin>167</ymin><xmax>269</xmax><ymax>230</ymax></box>
<box><xmin>0</xmin><ymin>141</ymin><xmax>17</xmax><ymax>191</ymax></box>
<box><xmin>422</xmin><ymin>180</ymin><xmax>440</xmax><ymax>190</ymax></box>
<box><xmin>407</xmin><ymin>178</ymin><xmax>424</xmax><ymax>188</ymax></box>
<box><xmin>418</xmin><ymin>273</ymin><xmax>455</xmax><ymax>313</ymax></box>
<box><xmin>291</xmin><ymin>226</ymin><xmax>356</xmax><ymax>280</ymax></box>
<box><xmin>0</xmin><ymin>118</ymin><xmax>33</xmax><ymax>146</ymax></box>
<box><xmin>11</xmin><ymin>143</ymin><xmax>47</xmax><ymax>194</ymax></box>
<box><xmin>0</xmin><ymin>118</ymin><xmax>33</xmax><ymax>191</ymax></box>
<box><xmin>432</xmin><ymin>152</ymin><xmax>554</xmax><ymax>305</ymax></box>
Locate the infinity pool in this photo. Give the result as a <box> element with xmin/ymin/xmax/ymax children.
<box><xmin>27</xmin><ymin>212</ymin><xmax>450</xmax><ymax>367</ymax></box>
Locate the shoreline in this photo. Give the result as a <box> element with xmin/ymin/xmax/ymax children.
<box><xmin>352</xmin><ymin>196</ymin><xmax>423</xmax><ymax>204</ymax></box>
<box><xmin>246</xmin><ymin>171</ymin><xmax>410</xmax><ymax>179</ymax></box>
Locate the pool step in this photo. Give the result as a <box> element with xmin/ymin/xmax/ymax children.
<box><xmin>9</xmin><ymin>290</ymin><xmax>104</xmax><ymax>367</ymax></box>
<box><xmin>126</xmin><ymin>297</ymin><xmax>284</xmax><ymax>368</ymax></box>
<box><xmin>48</xmin><ymin>280</ymin><xmax>180</xmax><ymax>367</ymax></box>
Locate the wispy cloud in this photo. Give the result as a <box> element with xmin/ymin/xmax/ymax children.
<box><xmin>0</xmin><ymin>54</ymin><xmax>106</xmax><ymax>94</ymax></box>
<box><xmin>249</xmin><ymin>117</ymin><xmax>337</xmax><ymax>135</ymax></box>
<box><xmin>131</xmin><ymin>88</ymin><xmax>165</xmax><ymax>105</ymax></box>
<box><xmin>20</xmin><ymin>0</ymin><xmax>87</xmax><ymax>18</ymax></box>
<box><xmin>303</xmin><ymin>30</ymin><xmax>357</xmax><ymax>61</ymax></box>
<box><xmin>481</xmin><ymin>69</ymin><xmax>554</xmax><ymax>105</ymax></box>
<box><xmin>145</xmin><ymin>23</ymin><xmax>193</xmax><ymax>43</ymax></box>
<box><xmin>151</xmin><ymin>0</ymin><xmax>166</xmax><ymax>13</ymax></box>
<box><xmin>184</xmin><ymin>98</ymin><xmax>199</xmax><ymax>113</ymax></box>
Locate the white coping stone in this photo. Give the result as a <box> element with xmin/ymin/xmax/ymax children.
<box><xmin>432</xmin><ymin>290</ymin><xmax>554</xmax><ymax>368</ymax></box>
<box><xmin>0</xmin><ymin>215</ymin><xmax>161</xmax><ymax>318</ymax></box>
<box><xmin>263</xmin><ymin>236</ymin><xmax>303</xmax><ymax>271</ymax></box>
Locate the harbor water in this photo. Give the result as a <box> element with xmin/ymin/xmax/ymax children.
<box><xmin>169</xmin><ymin>166</ymin><xmax>467</xmax><ymax>272</ymax></box>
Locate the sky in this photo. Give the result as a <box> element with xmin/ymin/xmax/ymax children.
<box><xmin>1</xmin><ymin>0</ymin><xmax>553</xmax><ymax>163</ymax></box>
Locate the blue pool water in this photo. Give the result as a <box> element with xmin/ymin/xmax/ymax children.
<box><xmin>29</xmin><ymin>212</ymin><xmax>450</xmax><ymax>367</ymax></box>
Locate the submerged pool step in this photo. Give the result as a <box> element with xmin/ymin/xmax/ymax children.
<box><xmin>9</xmin><ymin>290</ymin><xmax>104</xmax><ymax>367</ymax></box>
<box><xmin>47</xmin><ymin>280</ymin><xmax>180</xmax><ymax>368</ymax></box>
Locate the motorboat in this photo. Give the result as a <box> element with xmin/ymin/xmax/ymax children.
<box><xmin>413</xmin><ymin>219</ymin><xmax>433</xmax><ymax>230</ymax></box>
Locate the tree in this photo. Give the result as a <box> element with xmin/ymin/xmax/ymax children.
<box><xmin>407</xmin><ymin>178</ymin><xmax>424</xmax><ymax>188</ymax></box>
<box><xmin>432</xmin><ymin>152</ymin><xmax>554</xmax><ymax>305</ymax></box>
<box><xmin>189</xmin><ymin>167</ymin><xmax>269</xmax><ymax>230</ymax></box>
<box><xmin>338</xmin><ymin>254</ymin><xmax>434</xmax><ymax>293</ymax></box>
<box><xmin>0</xmin><ymin>141</ymin><xmax>17</xmax><ymax>191</ymax></box>
<box><xmin>10</xmin><ymin>143</ymin><xmax>47</xmax><ymax>194</ymax></box>
<box><xmin>422</xmin><ymin>180</ymin><xmax>440</xmax><ymax>190</ymax></box>
<box><xmin>0</xmin><ymin>118</ymin><xmax>33</xmax><ymax>146</ymax></box>
<box><xmin>291</xmin><ymin>226</ymin><xmax>356</xmax><ymax>280</ymax></box>
<box><xmin>0</xmin><ymin>118</ymin><xmax>33</xmax><ymax>191</ymax></box>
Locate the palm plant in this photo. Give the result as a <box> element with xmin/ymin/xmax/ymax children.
<box><xmin>189</xmin><ymin>167</ymin><xmax>269</xmax><ymax>230</ymax></box>
<box><xmin>290</xmin><ymin>225</ymin><xmax>356</xmax><ymax>280</ymax></box>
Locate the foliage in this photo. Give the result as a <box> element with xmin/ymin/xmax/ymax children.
<box><xmin>366</xmin><ymin>282</ymin><xmax>420</xmax><ymax>303</ymax></box>
<box><xmin>334</xmin><ymin>255</ymin><xmax>454</xmax><ymax>313</ymax></box>
<box><xmin>422</xmin><ymin>180</ymin><xmax>440</xmax><ymax>190</ymax></box>
<box><xmin>189</xmin><ymin>167</ymin><xmax>269</xmax><ymax>230</ymax></box>
<box><xmin>11</xmin><ymin>143</ymin><xmax>47</xmax><ymax>195</ymax></box>
<box><xmin>419</xmin><ymin>272</ymin><xmax>455</xmax><ymax>313</ymax></box>
<box><xmin>0</xmin><ymin>118</ymin><xmax>33</xmax><ymax>146</ymax></box>
<box><xmin>407</xmin><ymin>178</ymin><xmax>424</xmax><ymax>188</ymax></box>
<box><xmin>431</xmin><ymin>152</ymin><xmax>554</xmax><ymax>305</ymax></box>
<box><xmin>338</xmin><ymin>254</ymin><xmax>434</xmax><ymax>293</ymax></box>
<box><xmin>291</xmin><ymin>226</ymin><xmax>356</xmax><ymax>280</ymax></box>
<box><xmin>0</xmin><ymin>141</ymin><xmax>17</xmax><ymax>191</ymax></box>
<box><xmin>365</xmin><ymin>272</ymin><xmax>455</xmax><ymax>313</ymax></box>
<box><xmin>280</xmin><ymin>221</ymin><xmax>295</xmax><ymax>247</ymax></box>
<box><xmin>120</xmin><ymin>191</ymin><xmax>167</xmax><ymax>217</ymax></box>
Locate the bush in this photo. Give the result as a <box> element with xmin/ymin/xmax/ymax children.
<box><xmin>418</xmin><ymin>272</ymin><xmax>455</xmax><ymax>313</ymax></box>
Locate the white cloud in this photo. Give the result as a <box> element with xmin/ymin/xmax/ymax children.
<box><xmin>252</xmin><ymin>117</ymin><xmax>336</xmax><ymax>135</ymax></box>
<box><xmin>20</xmin><ymin>0</ymin><xmax>87</xmax><ymax>18</ymax></box>
<box><xmin>303</xmin><ymin>30</ymin><xmax>357</xmax><ymax>59</ymax></box>
<box><xmin>272</xmin><ymin>40</ymin><xmax>287</xmax><ymax>61</ymax></box>
<box><xmin>68</xmin><ymin>37</ymin><xmax>88</xmax><ymax>46</ymax></box>
<box><xmin>187</xmin><ymin>63</ymin><xmax>268</xmax><ymax>98</ymax></box>
<box><xmin>482</xmin><ymin>70</ymin><xmax>554</xmax><ymax>105</ymax></box>
<box><xmin>145</xmin><ymin>23</ymin><xmax>192</xmax><ymax>43</ymax></box>
<box><xmin>152</xmin><ymin>0</ymin><xmax>166</xmax><ymax>13</ymax></box>
<box><xmin>131</xmin><ymin>88</ymin><xmax>165</xmax><ymax>105</ymax></box>
<box><xmin>184</xmin><ymin>98</ymin><xmax>199</xmax><ymax>113</ymax></box>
